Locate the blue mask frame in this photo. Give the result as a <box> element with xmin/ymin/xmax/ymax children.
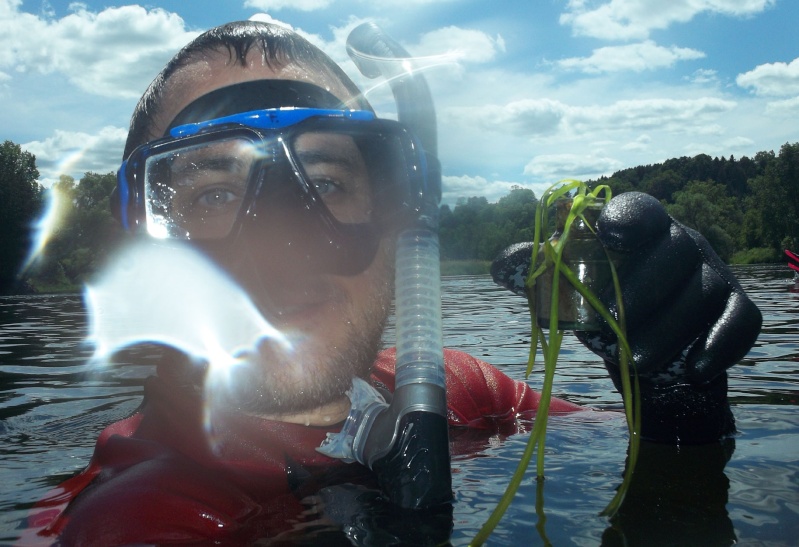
<box><xmin>117</xmin><ymin>106</ymin><xmax>431</xmax><ymax>275</ymax></box>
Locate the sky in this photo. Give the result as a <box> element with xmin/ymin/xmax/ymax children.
<box><xmin>2</xmin><ymin>0</ymin><xmax>798</xmax><ymax>206</ymax></box>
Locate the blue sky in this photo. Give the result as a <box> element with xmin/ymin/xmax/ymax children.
<box><xmin>2</xmin><ymin>0</ymin><xmax>798</xmax><ymax>205</ymax></box>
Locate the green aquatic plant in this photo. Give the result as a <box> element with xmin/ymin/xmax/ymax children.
<box><xmin>472</xmin><ymin>180</ymin><xmax>641</xmax><ymax>546</ymax></box>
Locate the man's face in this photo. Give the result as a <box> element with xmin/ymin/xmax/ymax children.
<box><xmin>152</xmin><ymin>49</ymin><xmax>395</xmax><ymax>416</ymax></box>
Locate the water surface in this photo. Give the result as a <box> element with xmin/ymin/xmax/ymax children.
<box><xmin>1</xmin><ymin>265</ymin><xmax>797</xmax><ymax>545</ymax></box>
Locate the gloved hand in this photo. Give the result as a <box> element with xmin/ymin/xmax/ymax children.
<box><xmin>491</xmin><ymin>192</ymin><xmax>762</xmax><ymax>443</ymax></box>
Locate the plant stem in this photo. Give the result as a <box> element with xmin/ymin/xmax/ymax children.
<box><xmin>472</xmin><ymin>180</ymin><xmax>641</xmax><ymax>543</ymax></box>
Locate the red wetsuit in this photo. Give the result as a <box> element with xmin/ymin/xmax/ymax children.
<box><xmin>22</xmin><ymin>348</ymin><xmax>582</xmax><ymax>546</ymax></box>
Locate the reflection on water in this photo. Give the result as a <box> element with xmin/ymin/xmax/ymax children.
<box><xmin>1</xmin><ymin>265</ymin><xmax>798</xmax><ymax>545</ymax></box>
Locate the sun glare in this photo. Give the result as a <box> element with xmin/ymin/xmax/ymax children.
<box><xmin>84</xmin><ymin>239</ymin><xmax>291</xmax><ymax>440</ymax></box>
<box><xmin>21</xmin><ymin>186</ymin><xmax>68</xmax><ymax>273</ymax></box>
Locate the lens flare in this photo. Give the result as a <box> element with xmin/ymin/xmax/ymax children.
<box><xmin>84</xmin><ymin>239</ymin><xmax>290</xmax><ymax>446</ymax></box>
<box><xmin>21</xmin><ymin>186</ymin><xmax>68</xmax><ymax>273</ymax></box>
<box><xmin>53</xmin><ymin>142</ymin><xmax>92</xmax><ymax>179</ymax></box>
<box><xmin>349</xmin><ymin>52</ymin><xmax>458</xmax><ymax>104</ymax></box>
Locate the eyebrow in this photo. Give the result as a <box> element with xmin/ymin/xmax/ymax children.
<box><xmin>172</xmin><ymin>156</ymin><xmax>251</xmax><ymax>181</ymax></box>
<box><xmin>296</xmin><ymin>147</ymin><xmax>363</xmax><ymax>171</ymax></box>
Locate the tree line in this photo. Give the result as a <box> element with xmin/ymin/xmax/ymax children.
<box><xmin>440</xmin><ymin>142</ymin><xmax>799</xmax><ymax>266</ymax></box>
<box><xmin>1</xmin><ymin>139</ymin><xmax>797</xmax><ymax>294</ymax></box>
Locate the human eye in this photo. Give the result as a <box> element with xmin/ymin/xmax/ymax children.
<box><xmin>309</xmin><ymin>176</ymin><xmax>343</xmax><ymax>197</ymax></box>
<box><xmin>293</xmin><ymin>133</ymin><xmax>373</xmax><ymax>222</ymax></box>
<box><xmin>307</xmin><ymin>170</ymin><xmax>372</xmax><ymax>223</ymax></box>
<box><xmin>172</xmin><ymin>157</ymin><xmax>249</xmax><ymax>216</ymax></box>
<box><xmin>195</xmin><ymin>186</ymin><xmax>240</xmax><ymax>209</ymax></box>
<box><xmin>171</xmin><ymin>180</ymin><xmax>245</xmax><ymax>239</ymax></box>
<box><xmin>298</xmin><ymin>149</ymin><xmax>366</xmax><ymax>201</ymax></box>
<box><xmin>171</xmin><ymin>165</ymin><xmax>245</xmax><ymax>214</ymax></box>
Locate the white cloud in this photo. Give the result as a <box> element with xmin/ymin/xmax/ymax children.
<box><xmin>290</xmin><ymin>20</ymin><xmax>505</xmax><ymax>117</ymax></box>
<box><xmin>737</xmin><ymin>57</ymin><xmax>799</xmax><ymax>96</ymax></box>
<box><xmin>681</xmin><ymin>134</ymin><xmax>758</xmax><ymax>157</ymax></box>
<box><xmin>523</xmin><ymin>153</ymin><xmax>623</xmax><ymax>181</ymax></box>
<box><xmin>568</xmin><ymin>97</ymin><xmax>736</xmax><ymax>134</ymax></box>
<box><xmin>621</xmin><ymin>134</ymin><xmax>652</xmax><ymax>151</ymax></box>
<box><xmin>558</xmin><ymin>41</ymin><xmax>704</xmax><ymax>73</ymax></box>
<box><xmin>22</xmin><ymin>126</ymin><xmax>128</xmax><ymax>184</ymax></box>
<box><xmin>442</xmin><ymin>174</ymin><xmax>546</xmax><ymax>205</ymax></box>
<box><xmin>283</xmin><ymin>16</ymin><xmax>762</xmax><ymax>197</ymax></box>
<box><xmin>268</xmin><ymin>16</ymin><xmax>397</xmax><ymax>110</ymax></box>
<box><xmin>350</xmin><ymin>25</ymin><xmax>505</xmax><ymax>102</ymax></box>
<box><xmin>444</xmin><ymin>98</ymin><xmax>566</xmax><ymax>136</ymax></box>
<box><xmin>765</xmin><ymin>96</ymin><xmax>799</xmax><ymax>115</ymax></box>
<box><xmin>416</xmin><ymin>26</ymin><xmax>505</xmax><ymax>65</ymax></box>
<box><xmin>248</xmin><ymin>13</ymin><xmax>296</xmax><ymax>29</ymax></box>
<box><xmin>244</xmin><ymin>0</ymin><xmax>334</xmax><ymax>11</ymax></box>
<box><xmin>0</xmin><ymin>3</ymin><xmax>198</xmax><ymax>99</ymax></box>
<box><xmin>446</xmin><ymin>96</ymin><xmax>736</xmax><ymax>138</ymax></box>
<box><xmin>561</xmin><ymin>0</ymin><xmax>776</xmax><ymax>40</ymax></box>
<box><xmin>687</xmin><ymin>68</ymin><xmax>718</xmax><ymax>85</ymax></box>
<box><xmin>722</xmin><ymin>136</ymin><xmax>755</xmax><ymax>149</ymax></box>
<box><xmin>248</xmin><ymin>0</ymin><xmax>462</xmax><ymax>10</ymax></box>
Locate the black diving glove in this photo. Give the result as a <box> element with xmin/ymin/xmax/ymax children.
<box><xmin>491</xmin><ymin>192</ymin><xmax>762</xmax><ymax>444</ymax></box>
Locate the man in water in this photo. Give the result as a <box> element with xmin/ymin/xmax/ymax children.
<box><xmin>25</xmin><ymin>20</ymin><xmax>761</xmax><ymax>545</ymax></box>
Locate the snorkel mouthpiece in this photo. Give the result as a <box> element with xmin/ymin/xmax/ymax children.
<box><xmin>318</xmin><ymin>22</ymin><xmax>452</xmax><ymax>509</ymax></box>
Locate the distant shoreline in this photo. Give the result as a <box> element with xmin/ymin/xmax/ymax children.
<box><xmin>440</xmin><ymin>260</ymin><xmax>491</xmax><ymax>276</ymax></box>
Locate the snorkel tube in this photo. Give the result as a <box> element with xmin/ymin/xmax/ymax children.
<box><xmin>318</xmin><ymin>22</ymin><xmax>452</xmax><ymax>509</ymax></box>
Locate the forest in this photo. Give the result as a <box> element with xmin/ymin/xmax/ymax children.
<box><xmin>440</xmin><ymin>142</ymin><xmax>799</xmax><ymax>267</ymax></box>
<box><xmin>1</xmin><ymin>139</ymin><xmax>797</xmax><ymax>294</ymax></box>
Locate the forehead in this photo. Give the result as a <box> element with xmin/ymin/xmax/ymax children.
<box><xmin>153</xmin><ymin>48</ymin><xmax>357</xmax><ymax>138</ymax></box>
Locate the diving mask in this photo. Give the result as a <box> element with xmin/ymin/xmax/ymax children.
<box><xmin>117</xmin><ymin>97</ymin><xmax>430</xmax><ymax>274</ymax></box>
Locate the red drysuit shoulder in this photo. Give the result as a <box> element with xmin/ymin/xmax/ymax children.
<box><xmin>372</xmin><ymin>348</ymin><xmax>582</xmax><ymax>429</ymax></box>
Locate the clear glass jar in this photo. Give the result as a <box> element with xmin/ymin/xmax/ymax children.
<box><xmin>535</xmin><ymin>198</ymin><xmax>610</xmax><ymax>331</ymax></box>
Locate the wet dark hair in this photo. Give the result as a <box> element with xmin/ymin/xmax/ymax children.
<box><xmin>123</xmin><ymin>20</ymin><xmax>369</xmax><ymax>159</ymax></box>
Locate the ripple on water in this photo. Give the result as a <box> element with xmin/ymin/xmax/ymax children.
<box><xmin>1</xmin><ymin>269</ymin><xmax>799</xmax><ymax>544</ymax></box>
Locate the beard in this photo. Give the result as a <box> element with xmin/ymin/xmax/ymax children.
<box><xmin>192</xmin><ymin>215</ymin><xmax>399</xmax><ymax>418</ymax></box>
<box><xmin>217</xmin><ymin>252</ymin><xmax>394</xmax><ymax>416</ymax></box>
<box><xmin>228</xmin><ymin>305</ymin><xmax>389</xmax><ymax>415</ymax></box>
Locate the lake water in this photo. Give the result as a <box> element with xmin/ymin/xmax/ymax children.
<box><xmin>1</xmin><ymin>265</ymin><xmax>797</xmax><ymax>545</ymax></box>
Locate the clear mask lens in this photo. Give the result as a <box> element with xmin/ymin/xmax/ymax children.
<box><xmin>288</xmin><ymin>131</ymin><xmax>374</xmax><ymax>225</ymax></box>
<box><xmin>123</xmin><ymin>112</ymin><xmax>425</xmax><ymax>249</ymax></box>
<box><xmin>145</xmin><ymin>137</ymin><xmax>259</xmax><ymax>239</ymax></box>
<box><xmin>142</xmin><ymin>129</ymin><xmax>389</xmax><ymax>240</ymax></box>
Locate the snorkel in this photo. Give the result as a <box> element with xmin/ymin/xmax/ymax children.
<box><xmin>317</xmin><ymin>22</ymin><xmax>452</xmax><ymax>509</ymax></box>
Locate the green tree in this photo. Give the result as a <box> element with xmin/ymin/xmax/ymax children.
<box><xmin>666</xmin><ymin>180</ymin><xmax>742</xmax><ymax>261</ymax></box>
<box><xmin>641</xmin><ymin>169</ymin><xmax>682</xmax><ymax>202</ymax></box>
<box><xmin>439</xmin><ymin>188</ymin><xmax>540</xmax><ymax>261</ymax></box>
<box><xmin>28</xmin><ymin>172</ymin><xmax>123</xmax><ymax>289</ymax></box>
<box><xmin>440</xmin><ymin>196</ymin><xmax>490</xmax><ymax>259</ymax></box>
<box><xmin>598</xmin><ymin>174</ymin><xmax>636</xmax><ymax>196</ymax></box>
<box><xmin>749</xmin><ymin>143</ymin><xmax>799</xmax><ymax>251</ymax></box>
<box><xmin>495</xmin><ymin>187</ymin><xmax>537</xmax><ymax>227</ymax></box>
<box><xmin>740</xmin><ymin>203</ymin><xmax>764</xmax><ymax>250</ymax></box>
<box><xmin>0</xmin><ymin>141</ymin><xmax>42</xmax><ymax>293</ymax></box>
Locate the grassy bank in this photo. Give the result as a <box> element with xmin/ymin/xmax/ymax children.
<box><xmin>729</xmin><ymin>247</ymin><xmax>781</xmax><ymax>265</ymax></box>
<box><xmin>440</xmin><ymin>260</ymin><xmax>492</xmax><ymax>276</ymax></box>
<box><xmin>25</xmin><ymin>280</ymin><xmax>82</xmax><ymax>294</ymax></box>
